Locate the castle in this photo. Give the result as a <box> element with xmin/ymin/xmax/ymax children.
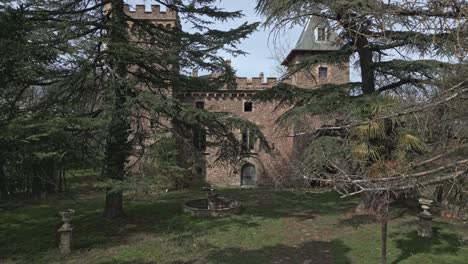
<box><xmin>125</xmin><ymin>5</ymin><xmax>349</xmax><ymax>186</ymax></box>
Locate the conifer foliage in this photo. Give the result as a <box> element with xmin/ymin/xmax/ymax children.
<box><xmin>0</xmin><ymin>0</ymin><xmax>263</xmax><ymax>218</ymax></box>
<box><xmin>256</xmin><ymin>1</ymin><xmax>467</xmax><ymax>263</ymax></box>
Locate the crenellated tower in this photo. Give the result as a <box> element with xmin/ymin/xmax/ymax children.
<box><xmin>124</xmin><ymin>4</ymin><xmax>181</xmax><ymax>29</ymax></box>
<box><xmin>282</xmin><ymin>16</ymin><xmax>349</xmax><ymax>88</ymax></box>
<box><xmin>122</xmin><ymin>10</ymin><xmax>350</xmax><ymax>187</ymax></box>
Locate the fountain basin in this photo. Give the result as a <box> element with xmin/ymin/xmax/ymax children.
<box><xmin>184</xmin><ymin>197</ymin><xmax>241</xmax><ymax>217</ymax></box>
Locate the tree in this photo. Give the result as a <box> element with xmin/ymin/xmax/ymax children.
<box><xmin>0</xmin><ymin>1</ymin><xmax>82</xmax><ymax>200</ymax></box>
<box><xmin>13</xmin><ymin>0</ymin><xmax>265</xmax><ymax>218</ymax></box>
<box><xmin>255</xmin><ymin>0</ymin><xmax>467</xmax><ymax>263</ymax></box>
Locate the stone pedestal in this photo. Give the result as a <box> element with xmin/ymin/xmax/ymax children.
<box><xmin>58</xmin><ymin>226</ymin><xmax>73</xmax><ymax>254</ymax></box>
<box><xmin>418</xmin><ymin>211</ymin><xmax>433</xmax><ymax>238</ymax></box>
<box><xmin>58</xmin><ymin>209</ymin><xmax>75</xmax><ymax>255</ymax></box>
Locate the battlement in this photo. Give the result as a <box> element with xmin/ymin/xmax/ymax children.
<box><xmin>124</xmin><ymin>4</ymin><xmax>178</xmax><ymax>21</ymax></box>
<box><xmin>234</xmin><ymin>76</ymin><xmax>292</xmax><ymax>90</ymax></box>
<box><xmin>235</xmin><ymin>76</ymin><xmax>275</xmax><ymax>90</ymax></box>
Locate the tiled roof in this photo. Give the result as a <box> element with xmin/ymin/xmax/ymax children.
<box><xmin>282</xmin><ymin>16</ymin><xmax>339</xmax><ymax>65</ymax></box>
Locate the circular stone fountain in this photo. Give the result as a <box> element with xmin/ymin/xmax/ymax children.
<box><xmin>184</xmin><ymin>187</ymin><xmax>241</xmax><ymax>217</ymax></box>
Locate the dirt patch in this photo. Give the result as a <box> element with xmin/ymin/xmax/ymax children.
<box><xmin>277</xmin><ymin>216</ymin><xmax>335</xmax><ymax>264</ymax></box>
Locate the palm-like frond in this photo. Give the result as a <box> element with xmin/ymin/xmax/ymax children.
<box><xmin>396</xmin><ymin>133</ymin><xmax>428</xmax><ymax>160</ymax></box>
<box><xmin>352</xmin><ymin>121</ymin><xmax>386</xmax><ymax>140</ymax></box>
<box><xmin>352</xmin><ymin>143</ymin><xmax>384</xmax><ymax>161</ymax></box>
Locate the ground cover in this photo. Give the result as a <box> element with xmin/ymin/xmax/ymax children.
<box><xmin>0</xmin><ymin>174</ymin><xmax>466</xmax><ymax>263</ymax></box>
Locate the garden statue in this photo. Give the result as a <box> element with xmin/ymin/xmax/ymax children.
<box><xmin>58</xmin><ymin>209</ymin><xmax>75</xmax><ymax>254</ymax></box>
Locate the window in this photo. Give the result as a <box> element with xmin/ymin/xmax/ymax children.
<box><xmin>319</xmin><ymin>67</ymin><xmax>328</xmax><ymax>79</ymax></box>
<box><xmin>244</xmin><ymin>101</ymin><xmax>253</xmax><ymax>112</ymax></box>
<box><xmin>317</xmin><ymin>27</ymin><xmax>327</xmax><ymax>41</ymax></box>
<box><xmin>195</xmin><ymin>101</ymin><xmax>204</xmax><ymax>109</ymax></box>
<box><xmin>241</xmin><ymin>129</ymin><xmax>256</xmax><ymax>151</ymax></box>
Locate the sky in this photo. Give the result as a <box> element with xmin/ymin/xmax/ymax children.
<box><xmin>127</xmin><ymin>0</ymin><xmax>303</xmax><ymax>78</ymax></box>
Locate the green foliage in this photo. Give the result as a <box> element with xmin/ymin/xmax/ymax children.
<box><xmin>0</xmin><ymin>0</ymin><xmax>265</xmax><ymax>209</ymax></box>
<box><xmin>255</xmin><ymin>83</ymin><xmax>364</xmax><ymax>127</ymax></box>
<box><xmin>133</xmin><ymin>137</ymin><xmax>187</xmax><ymax>193</ymax></box>
<box><xmin>352</xmin><ymin>122</ymin><xmax>385</xmax><ymax>141</ymax></box>
<box><xmin>302</xmin><ymin>136</ymin><xmax>349</xmax><ymax>173</ymax></box>
<box><xmin>347</xmin><ymin>98</ymin><xmax>429</xmax><ymax>165</ymax></box>
<box><xmin>257</xmin><ymin>0</ymin><xmax>466</xmax><ymax>94</ymax></box>
<box><xmin>0</xmin><ymin>116</ymin><xmax>105</xmax><ymax>196</ymax></box>
<box><xmin>396</xmin><ymin>133</ymin><xmax>429</xmax><ymax>159</ymax></box>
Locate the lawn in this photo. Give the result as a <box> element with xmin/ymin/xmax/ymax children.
<box><xmin>0</xmin><ymin>175</ymin><xmax>467</xmax><ymax>264</ymax></box>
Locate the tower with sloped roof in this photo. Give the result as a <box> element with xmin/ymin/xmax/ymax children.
<box><xmin>282</xmin><ymin>16</ymin><xmax>349</xmax><ymax>88</ymax></box>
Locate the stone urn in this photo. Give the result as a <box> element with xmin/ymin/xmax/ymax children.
<box><xmin>59</xmin><ymin>209</ymin><xmax>75</xmax><ymax>229</ymax></box>
<box><xmin>58</xmin><ymin>209</ymin><xmax>75</xmax><ymax>254</ymax></box>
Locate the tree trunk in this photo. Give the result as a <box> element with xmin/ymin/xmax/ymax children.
<box><xmin>58</xmin><ymin>169</ymin><xmax>63</xmax><ymax>192</ymax></box>
<box><xmin>378</xmin><ymin>191</ymin><xmax>390</xmax><ymax>264</ymax></box>
<box><xmin>102</xmin><ymin>88</ymin><xmax>131</xmax><ymax>219</ymax></box>
<box><xmin>31</xmin><ymin>172</ymin><xmax>42</xmax><ymax>198</ymax></box>
<box><xmin>0</xmin><ymin>158</ymin><xmax>9</xmax><ymax>201</ymax></box>
<box><xmin>102</xmin><ymin>0</ymin><xmax>132</xmax><ymax>219</ymax></box>
<box><xmin>356</xmin><ymin>35</ymin><xmax>375</xmax><ymax>94</ymax></box>
<box><xmin>104</xmin><ymin>190</ymin><xmax>124</xmax><ymax>218</ymax></box>
<box><xmin>381</xmin><ymin>217</ymin><xmax>388</xmax><ymax>264</ymax></box>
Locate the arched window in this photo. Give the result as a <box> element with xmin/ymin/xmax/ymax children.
<box><xmin>241</xmin><ymin>163</ymin><xmax>256</xmax><ymax>186</ymax></box>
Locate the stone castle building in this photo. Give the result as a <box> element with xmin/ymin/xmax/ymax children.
<box><xmin>125</xmin><ymin>5</ymin><xmax>349</xmax><ymax>187</ymax></box>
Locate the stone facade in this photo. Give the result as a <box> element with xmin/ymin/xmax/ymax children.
<box><xmin>179</xmin><ymin>87</ymin><xmax>295</xmax><ymax>186</ymax></box>
<box><xmin>288</xmin><ymin>52</ymin><xmax>350</xmax><ymax>88</ymax></box>
<box><xmin>127</xmin><ymin>5</ymin><xmax>350</xmax><ymax>187</ymax></box>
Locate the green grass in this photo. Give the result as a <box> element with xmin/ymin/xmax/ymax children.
<box><xmin>0</xmin><ymin>183</ymin><xmax>466</xmax><ymax>264</ymax></box>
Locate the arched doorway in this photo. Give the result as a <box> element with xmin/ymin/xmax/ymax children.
<box><xmin>241</xmin><ymin>163</ymin><xmax>256</xmax><ymax>186</ymax></box>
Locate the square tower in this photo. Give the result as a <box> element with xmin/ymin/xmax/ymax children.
<box><xmin>282</xmin><ymin>16</ymin><xmax>349</xmax><ymax>88</ymax></box>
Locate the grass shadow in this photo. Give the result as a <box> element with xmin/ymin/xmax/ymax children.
<box><xmin>205</xmin><ymin>239</ymin><xmax>351</xmax><ymax>264</ymax></box>
<box><xmin>337</xmin><ymin>214</ymin><xmax>378</xmax><ymax>229</ymax></box>
<box><xmin>220</xmin><ymin>188</ymin><xmax>358</xmax><ymax>221</ymax></box>
<box><xmin>0</xmin><ymin>194</ymin><xmax>263</xmax><ymax>263</ymax></box>
<box><xmin>391</xmin><ymin>227</ymin><xmax>464</xmax><ymax>264</ymax></box>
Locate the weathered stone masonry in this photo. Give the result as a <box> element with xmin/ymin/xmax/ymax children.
<box><xmin>127</xmin><ymin>5</ymin><xmax>350</xmax><ymax>187</ymax></box>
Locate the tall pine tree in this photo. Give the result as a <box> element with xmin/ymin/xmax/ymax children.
<box><xmin>16</xmin><ymin>0</ymin><xmax>264</xmax><ymax>218</ymax></box>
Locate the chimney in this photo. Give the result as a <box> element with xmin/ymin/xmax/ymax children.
<box><xmin>192</xmin><ymin>68</ymin><xmax>198</xmax><ymax>77</ymax></box>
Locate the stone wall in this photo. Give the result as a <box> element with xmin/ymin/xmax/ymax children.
<box><xmin>179</xmin><ymin>91</ymin><xmax>295</xmax><ymax>186</ymax></box>
<box><xmin>178</xmin><ymin>56</ymin><xmax>349</xmax><ymax>186</ymax></box>
<box><xmin>123</xmin><ymin>4</ymin><xmax>351</xmax><ymax>187</ymax></box>
<box><xmin>179</xmin><ymin>52</ymin><xmax>349</xmax><ymax>186</ymax></box>
<box><xmin>289</xmin><ymin>52</ymin><xmax>350</xmax><ymax>89</ymax></box>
